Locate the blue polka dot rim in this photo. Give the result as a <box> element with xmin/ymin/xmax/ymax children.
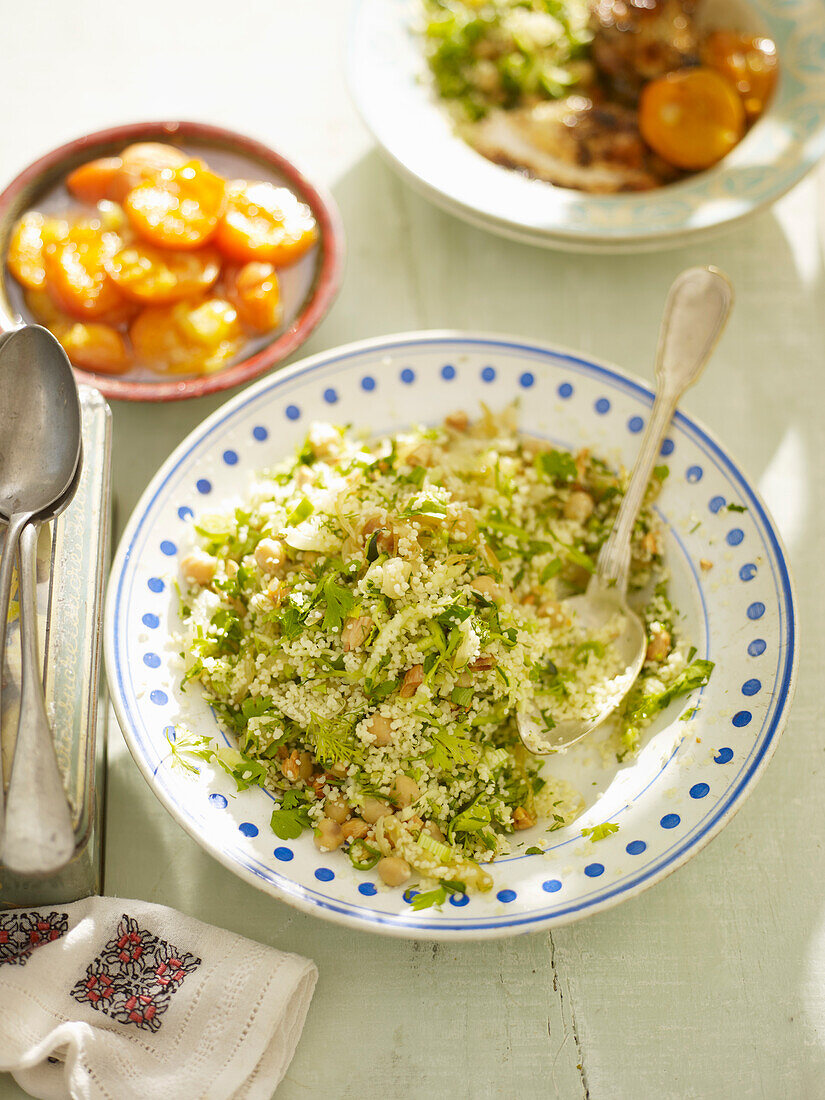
<box><xmin>106</xmin><ymin>333</ymin><xmax>797</xmax><ymax>938</ymax></box>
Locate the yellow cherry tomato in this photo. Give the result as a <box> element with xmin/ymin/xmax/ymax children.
<box><xmin>58</xmin><ymin>322</ymin><xmax>132</xmax><ymax>374</ymax></box>
<box><xmin>640</xmin><ymin>67</ymin><xmax>746</xmax><ymax>170</ymax></box>
<box><xmin>215</xmin><ymin>180</ymin><xmax>317</xmax><ymax>265</ymax></box>
<box><xmin>124</xmin><ymin>160</ymin><xmax>225</xmax><ymax>250</ymax></box>
<box><xmin>7</xmin><ymin>212</ymin><xmax>69</xmax><ymax>290</ymax></box>
<box><xmin>44</xmin><ymin>222</ymin><xmax>128</xmax><ymax>320</ymax></box>
<box><xmin>106</xmin><ymin>242</ymin><xmax>221</xmax><ymax>304</ymax></box>
<box><xmin>225</xmin><ymin>261</ymin><xmax>282</xmax><ymax>332</ymax></box>
<box><xmin>130</xmin><ymin>298</ymin><xmax>243</xmax><ymax>375</ymax></box>
<box><xmin>66</xmin><ymin>157</ymin><xmax>124</xmax><ymax>204</ymax></box>
<box><xmin>702</xmin><ymin>31</ymin><xmax>778</xmax><ymax>121</ymax></box>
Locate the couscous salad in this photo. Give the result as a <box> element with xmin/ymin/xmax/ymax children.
<box><xmin>175</xmin><ymin>408</ymin><xmax>711</xmax><ymax>902</ymax></box>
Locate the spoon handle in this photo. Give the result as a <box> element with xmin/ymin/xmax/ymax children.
<box><xmin>1</xmin><ymin>520</ymin><xmax>75</xmax><ymax>875</ymax></box>
<box><xmin>595</xmin><ymin>267</ymin><xmax>734</xmax><ymax>592</ymax></box>
<box><xmin>0</xmin><ymin>512</ymin><xmax>29</xmax><ymax>844</ymax></box>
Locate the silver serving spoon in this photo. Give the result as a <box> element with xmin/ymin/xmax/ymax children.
<box><xmin>2</xmin><ymin>453</ymin><xmax>83</xmax><ymax>875</ymax></box>
<box><xmin>0</xmin><ymin>326</ymin><xmax>81</xmax><ymax>871</ymax></box>
<box><xmin>518</xmin><ymin>266</ymin><xmax>733</xmax><ymax>755</ymax></box>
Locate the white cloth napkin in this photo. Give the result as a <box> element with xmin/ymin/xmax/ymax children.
<box><xmin>0</xmin><ymin>896</ymin><xmax>317</xmax><ymax>1100</ymax></box>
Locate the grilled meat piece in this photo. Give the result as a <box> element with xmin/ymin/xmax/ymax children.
<box><xmin>468</xmin><ymin>97</ymin><xmax>678</xmax><ymax>192</ymax></box>
<box><xmin>591</xmin><ymin>0</ymin><xmax>700</xmax><ymax>105</ymax></box>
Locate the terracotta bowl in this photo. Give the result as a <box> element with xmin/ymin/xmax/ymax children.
<box><xmin>0</xmin><ymin>121</ymin><xmax>344</xmax><ymax>401</ymax></box>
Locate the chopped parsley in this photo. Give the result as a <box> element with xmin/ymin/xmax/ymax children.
<box><xmin>581</xmin><ymin>822</ymin><xmax>619</xmax><ymax>843</ymax></box>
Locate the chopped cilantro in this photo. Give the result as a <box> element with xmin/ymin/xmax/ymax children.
<box><xmin>535</xmin><ymin>449</ymin><xmax>577</xmax><ymax>483</ymax></box>
<box><xmin>270</xmin><ymin>801</ymin><xmax>311</xmax><ymax>840</ymax></box>
<box><xmin>426</xmin><ymin>727</ymin><xmax>480</xmax><ymax>771</ymax></box>
<box><xmin>320</xmin><ymin>576</ymin><xmax>357</xmax><ymax>632</ymax></box>
<box><xmin>539</xmin><ymin>557</ymin><xmax>563</xmax><ymax>585</ymax></box>
<box><xmin>410</xmin><ymin>879</ymin><xmax>466</xmax><ymax>911</ymax></box>
<box><xmin>286</xmin><ymin>498</ymin><xmax>314</xmax><ymax>526</ymax></box>
<box><xmin>450</xmin><ymin>686</ymin><xmax>474</xmax><ymax>708</ymax></box>
<box><xmin>581</xmin><ymin>822</ymin><xmax>619</xmax><ymax>843</ymax></box>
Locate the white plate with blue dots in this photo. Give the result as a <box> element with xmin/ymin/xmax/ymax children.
<box><xmin>105</xmin><ymin>332</ymin><xmax>798</xmax><ymax>939</ymax></box>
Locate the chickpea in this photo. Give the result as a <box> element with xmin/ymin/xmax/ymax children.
<box><xmin>181</xmin><ymin>550</ymin><xmax>216</xmax><ymax>586</ymax></box>
<box><xmin>254</xmin><ymin>537</ymin><xmax>286</xmax><ymax>575</ymax></box>
<box><xmin>377</xmin><ymin>856</ymin><xmax>411</xmax><ymax>887</ymax></box>
<box><xmin>225</xmin><ymin>559</ymin><xmax>239</xmax><ymax>579</ymax></box>
<box><xmin>308</xmin><ymin>422</ymin><xmax>340</xmax><ymax>459</ymax></box>
<box><xmin>513</xmin><ymin>806</ymin><xmax>536</xmax><ymax>830</ymax></box>
<box><xmin>470</xmin><ymin>654</ymin><xmax>496</xmax><ymax>671</ymax></box>
<box><xmin>324</xmin><ymin>792</ymin><xmax>350</xmax><ymax>824</ymax></box>
<box><xmin>642</xmin><ymin>531</ymin><xmax>661</xmax><ymax>556</ymax></box>
<box><xmin>646</xmin><ymin>629</ymin><xmax>671</xmax><ymax>663</ymax></box>
<box><xmin>341</xmin><ymin>818</ymin><xmax>369</xmax><ymax>841</ymax></box>
<box><xmin>400</xmin><ymin>664</ymin><xmax>424</xmax><ymax>698</ymax></box>
<box><xmin>281</xmin><ymin>750</ymin><xmax>313</xmax><ymax>783</ymax></box>
<box><xmin>538</xmin><ymin>600</ymin><xmax>567</xmax><ymax>628</ymax></box>
<box><xmin>362</xmin><ymin>797</ymin><xmax>392</xmax><ymax>824</ymax></box>
<box><xmin>342</xmin><ymin>615</ymin><xmax>373</xmax><ymax>651</ymax></box>
<box><xmin>471</xmin><ymin>575</ymin><xmax>502</xmax><ymax>601</ymax></box>
<box><xmin>444</xmin><ymin>410</ymin><xmax>469</xmax><ymax>432</ymax></box>
<box><xmin>403</xmin><ymin>442</ymin><xmax>432</xmax><ymax>468</ymax></box>
<box><xmin>391</xmin><ymin>774</ymin><xmax>420</xmax><ymax>808</ymax></box>
<box><xmin>422</xmin><ymin>820</ymin><xmax>445</xmax><ymax>843</ymax></box>
<box><xmin>368</xmin><ymin>713</ymin><xmax>393</xmax><ymax>747</ymax></box>
<box><xmin>313</xmin><ymin>818</ymin><xmax>344</xmax><ymax>851</ymax></box>
<box><xmin>563</xmin><ymin>490</ymin><xmax>595</xmax><ymax>524</ymax></box>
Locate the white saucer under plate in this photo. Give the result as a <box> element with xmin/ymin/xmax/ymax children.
<box><xmin>105</xmin><ymin>333</ymin><xmax>797</xmax><ymax>939</ymax></box>
<box><xmin>348</xmin><ymin>0</ymin><xmax>825</xmax><ymax>252</ymax></box>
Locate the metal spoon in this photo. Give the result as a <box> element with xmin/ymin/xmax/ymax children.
<box><xmin>518</xmin><ymin>266</ymin><xmax>733</xmax><ymax>755</ymax></box>
<box><xmin>1</xmin><ymin>452</ymin><xmax>82</xmax><ymax>874</ymax></box>
<box><xmin>0</xmin><ymin>326</ymin><xmax>81</xmax><ymax>869</ymax></box>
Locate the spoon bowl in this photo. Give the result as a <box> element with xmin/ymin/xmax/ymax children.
<box><xmin>518</xmin><ymin>267</ymin><xmax>734</xmax><ymax>754</ymax></box>
<box><xmin>0</xmin><ymin>326</ymin><xmax>81</xmax><ymax>520</ymax></box>
<box><xmin>517</xmin><ymin>582</ymin><xmax>647</xmax><ymax>753</ymax></box>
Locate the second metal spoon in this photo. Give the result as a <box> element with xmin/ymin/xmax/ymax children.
<box><xmin>518</xmin><ymin>266</ymin><xmax>733</xmax><ymax>755</ymax></box>
<box><xmin>0</xmin><ymin>326</ymin><xmax>82</xmax><ymax>870</ymax></box>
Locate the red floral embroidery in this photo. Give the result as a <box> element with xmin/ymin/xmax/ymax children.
<box><xmin>70</xmin><ymin>914</ymin><xmax>200</xmax><ymax>1032</ymax></box>
<box><xmin>0</xmin><ymin>912</ymin><xmax>69</xmax><ymax>966</ymax></box>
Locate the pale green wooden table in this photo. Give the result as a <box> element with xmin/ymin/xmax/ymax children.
<box><xmin>2</xmin><ymin>2</ymin><xmax>823</xmax><ymax>1096</ymax></box>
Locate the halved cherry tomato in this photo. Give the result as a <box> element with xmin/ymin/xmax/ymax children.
<box><xmin>130</xmin><ymin>298</ymin><xmax>242</xmax><ymax>375</ymax></box>
<box><xmin>106</xmin><ymin>242</ymin><xmax>221</xmax><ymax>304</ymax></box>
<box><xmin>7</xmin><ymin>212</ymin><xmax>69</xmax><ymax>290</ymax></box>
<box><xmin>44</xmin><ymin>222</ymin><xmax>127</xmax><ymax>320</ymax></box>
<box><xmin>124</xmin><ymin>160</ymin><xmax>225</xmax><ymax>250</ymax></box>
<box><xmin>702</xmin><ymin>31</ymin><xmax>778</xmax><ymax>121</ymax></box>
<box><xmin>94</xmin><ymin>200</ymin><xmax>130</xmax><ymax>235</ymax></box>
<box><xmin>215</xmin><ymin>180</ymin><xmax>317</xmax><ymax>265</ymax></box>
<box><xmin>109</xmin><ymin>143</ymin><xmax>188</xmax><ymax>203</ymax></box>
<box><xmin>58</xmin><ymin>322</ymin><xmax>132</xmax><ymax>374</ymax></box>
<box><xmin>225</xmin><ymin>262</ymin><xmax>282</xmax><ymax>332</ymax></box>
<box><xmin>639</xmin><ymin>67</ymin><xmax>745</xmax><ymax>170</ymax></box>
<box><xmin>23</xmin><ymin>287</ymin><xmax>74</xmax><ymax>335</ymax></box>
<box><xmin>66</xmin><ymin>157</ymin><xmax>124</xmax><ymax>204</ymax></box>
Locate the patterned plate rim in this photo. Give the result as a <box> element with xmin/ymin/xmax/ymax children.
<box><xmin>104</xmin><ymin>332</ymin><xmax>799</xmax><ymax>939</ymax></box>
